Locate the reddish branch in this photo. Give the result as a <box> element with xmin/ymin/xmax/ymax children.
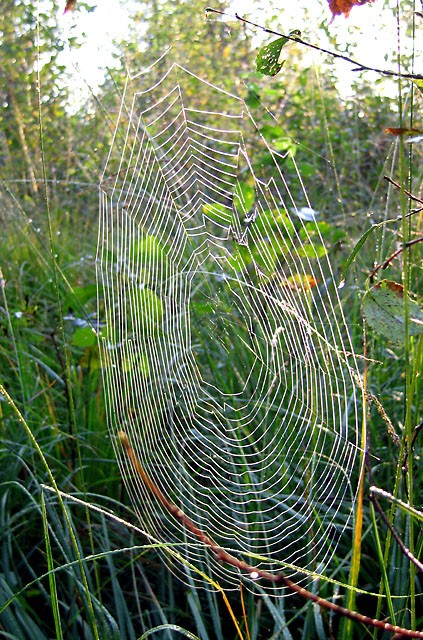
<box><xmin>384</xmin><ymin>176</ymin><xmax>423</xmax><ymax>206</ymax></box>
<box><xmin>369</xmin><ymin>176</ymin><xmax>423</xmax><ymax>280</ymax></box>
<box><xmin>119</xmin><ymin>431</ymin><xmax>423</xmax><ymax>638</ymax></box>
<box><xmin>369</xmin><ymin>237</ymin><xmax>423</xmax><ymax>280</ymax></box>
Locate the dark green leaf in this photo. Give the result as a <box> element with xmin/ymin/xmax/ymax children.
<box><xmin>64</xmin><ymin>284</ymin><xmax>97</xmax><ymax>312</ymax></box>
<box><xmin>362</xmin><ymin>280</ymin><xmax>423</xmax><ymax>345</ymax></box>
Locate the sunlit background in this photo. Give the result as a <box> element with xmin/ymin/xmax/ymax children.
<box><xmin>58</xmin><ymin>0</ymin><xmax>419</xmax><ymax>104</ymax></box>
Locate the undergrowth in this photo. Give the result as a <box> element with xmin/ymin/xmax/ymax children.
<box><xmin>0</xmin><ymin>1</ymin><xmax>422</xmax><ymax>638</ymax></box>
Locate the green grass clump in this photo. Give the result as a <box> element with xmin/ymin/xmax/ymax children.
<box><xmin>1</xmin><ymin>2</ymin><xmax>422</xmax><ymax>638</ymax></box>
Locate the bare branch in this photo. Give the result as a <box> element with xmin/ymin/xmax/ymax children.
<box><xmin>205</xmin><ymin>8</ymin><xmax>423</xmax><ymax>81</ymax></box>
<box><xmin>384</xmin><ymin>176</ymin><xmax>423</xmax><ymax>205</ymax></box>
<box><xmin>369</xmin><ymin>237</ymin><xmax>423</xmax><ymax>280</ymax></box>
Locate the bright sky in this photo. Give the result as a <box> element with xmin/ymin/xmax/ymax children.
<box><xmin>58</xmin><ymin>0</ymin><xmax>419</xmax><ymax>104</ymax></box>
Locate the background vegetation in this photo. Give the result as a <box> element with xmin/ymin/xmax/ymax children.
<box><xmin>0</xmin><ymin>0</ymin><xmax>421</xmax><ymax>638</ymax></box>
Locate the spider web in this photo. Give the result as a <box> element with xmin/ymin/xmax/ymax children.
<box><xmin>97</xmin><ymin>54</ymin><xmax>362</xmax><ymax>591</ymax></box>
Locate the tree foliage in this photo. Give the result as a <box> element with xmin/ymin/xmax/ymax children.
<box><xmin>0</xmin><ymin>0</ymin><xmax>71</xmax><ymax>197</ymax></box>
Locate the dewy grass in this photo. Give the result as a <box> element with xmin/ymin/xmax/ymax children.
<box><xmin>1</xmin><ymin>3</ymin><xmax>422</xmax><ymax>639</ymax></box>
<box><xmin>40</xmin><ymin>491</ymin><xmax>63</xmax><ymax>640</ymax></box>
<box><xmin>0</xmin><ymin>383</ymin><xmax>100</xmax><ymax>639</ymax></box>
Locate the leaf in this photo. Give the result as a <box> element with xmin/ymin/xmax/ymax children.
<box><xmin>131</xmin><ymin>233</ymin><xmax>168</xmax><ymax>286</ymax></box>
<box><xmin>256</xmin><ymin>38</ymin><xmax>287</xmax><ymax>76</ymax></box>
<box><xmin>122</xmin><ymin>352</ymin><xmax>150</xmax><ymax>377</ymax></box>
<box><xmin>132</xmin><ymin>288</ymin><xmax>164</xmax><ymax>335</ymax></box>
<box><xmin>245</xmin><ymin>87</ymin><xmax>261</xmax><ymax>108</ymax></box>
<box><xmin>256</xmin><ymin>31</ymin><xmax>300</xmax><ymax>77</ymax></box>
<box><xmin>339</xmin><ymin>222</ymin><xmax>381</xmax><ymax>284</ymax></box>
<box><xmin>384</xmin><ymin>127</ymin><xmax>422</xmax><ymax>136</ymax></box>
<box><xmin>328</xmin><ymin>0</ymin><xmax>375</xmax><ymax>18</ymax></box>
<box><xmin>413</xmin><ymin>79</ymin><xmax>423</xmax><ymax>96</ymax></box>
<box><xmin>362</xmin><ymin>280</ymin><xmax>423</xmax><ymax>345</ymax></box>
<box><xmin>64</xmin><ymin>284</ymin><xmax>97</xmax><ymax>312</ymax></box>
<box><xmin>72</xmin><ymin>326</ymin><xmax>97</xmax><ymax>348</ymax></box>
<box><xmin>297</xmin><ymin>243</ymin><xmax>327</xmax><ymax>259</ymax></box>
<box><xmin>64</xmin><ymin>0</ymin><xmax>77</xmax><ymax>13</ymax></box>
<box><xmin>131</xmin><ymin>234</ymin><xmax>164</xmax><ymax>264</ymax></box>
<box><xmin>234</xmin><ymin>181</ymin><xmax>255</xmax><ymax>213</ymax></box>
<box><xmin>202</xmin><ymin>202</ymin><xmax>231</xmax><ymax>225</ymax></box>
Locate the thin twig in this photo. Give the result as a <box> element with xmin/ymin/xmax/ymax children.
<box><xmin>369</xmin><ymin>489</ymin><xmax>423</xmax><ymax>574</ymax></box>
<box><xmin>205</xmin><ymin>8</ymin><xmax>423</xmax><ymax>80</ymax></box>
<box><xmin>384</xmin><ymin>176</ymin><xmax>423</xmax><ymax>205</ymax></box>
<box><xmin>402</xmin><ymin>420</ymin><xmax>423</xmax><ymax>475</ymax></box>
<box><xmin>119</xmin><ymin>431</ymin><xmax>423</xmax><ymax>638</ymax></box>
<box><xmin>369</xmin><ymin>237</ymin><xmax>423</xmax><ymax>280</ymax></box>
<box><xmin>369</xmin><ymin>176</ymin><xmax>423</xmax><ymax>279</ymax></box>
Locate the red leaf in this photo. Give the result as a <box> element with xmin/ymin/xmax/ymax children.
<box><xmin>64</xmin><ymin>0</ymin><xmax>77</xmax><ymax>13</ymax></box>
<box><xmin>328</xmin><ymin>0</ymin><xmax>375</xmax><ymax>18</ymax></box>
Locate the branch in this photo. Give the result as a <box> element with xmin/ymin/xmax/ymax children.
<box><xmin>369</xmin><ymin>237</ymin><xmax>423</xmax><ymax>280</ymax></box>
<box><xmin>384</xmin><ymin>176</ymin><xmax>423</xmax><ymax>205</ymax></box>
<box><xmin>119</xmin><ymin>431</ymin><xmax>423</xmax><ymax>638</ymax></box>
<box><xmin>205</xmin><ymin>8</ymin><xmax>423</xmax><ymax>81</ymax></box>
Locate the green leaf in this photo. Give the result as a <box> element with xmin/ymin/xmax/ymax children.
<box><xmin>362</xmin><ymin>280</ymin><xmax>423</xmax><ymax>345</ymax></box>
<box><xmin>256</xmin><ymin>31</ymin><xmax>300</xmax><ymax>77</ymax></box>
<box><xmin>339</xmin><ymin>221</ymin><xmax>384</xmax><ymax>284</ymax></box>
<box><xmin>202</xmin><ymin>202</ymin><xmax>231</xmax><ymax>225</ymax></box>
<box><xmin>297</xmin><ymin>243</ymin><xmax>327</xmax><ymax>259</ymax></box>
<box><xmin>245</xmin><ymin>86</ymin><xmax>261</xmax><ymax>108</ymax></box>
<box><xmin>413</xmin><ymin>79</ymin><xmax>423</xmax><ymax>95</ymax></box>
<box><xmin>131</xmin><ymin>233</ymin><xmax>164</xmax><ymax>264</ymax></box>
<box><xmin>297</xmin><ymin>162</ymin><xmax>315</xmax><ymax>178</ymax></box>
<box><xmin>132</xmin><ymin>287</ymin><xmax>164</xmax><ymax>335</ymax></box>
<box><xmin>131</xmin><ymin>233</ymin><xmax>168</xmax><ymax>286</ymax></box>
<box><xmin>71</xmin><ymin>326</ymin><xmax>97</xmax><ymax>348</ymax></box>
<box><xmin>234</xmin><ymin>181</ymin><xmax>255</xmax><ymax>213</ymax></box>
<box><xmin>64</xmin><ymin>284</ymin><xmax>98</xmax><ymax>312</ymax></box>
<box><xmin>260</xmin><ymin>124</ymin><xmax>285</xmax><ymax>140</ymax></box>
<box><xmin>272</xmin><ymin>136</ymin><xmax>296</xmax><ymax>154</ymax></box>
<box><xmin>226</xmin><ymin>243</ymin><xmax>252</xmax><ymax>273</ymax></box>
<box><xmin>122</xmin><ymin>351</ymin><xmax>150</xmax><ymax>377</ymax></box>
<box><xmin>256</xmin><ymin>37</ymin><xmax>288</xmax><ymax>76</ymax></box>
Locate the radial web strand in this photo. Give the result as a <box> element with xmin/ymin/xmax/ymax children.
<box><xmin>97</xmin><ymin>56</ymin><xmax>363</xmax><ymax>591</ymax></box>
